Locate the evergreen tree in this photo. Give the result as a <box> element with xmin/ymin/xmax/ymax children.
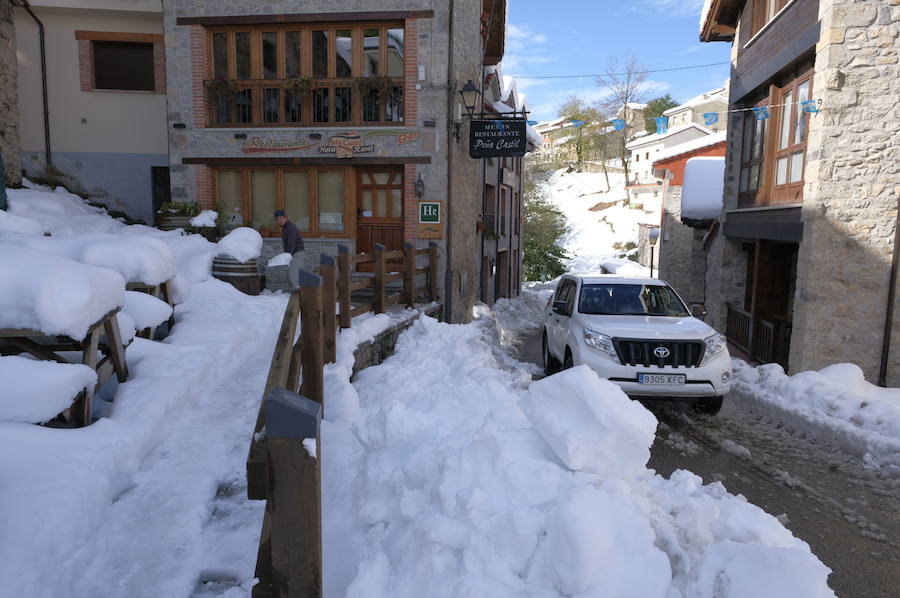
<box><xmin>522</xmin><ymin>168</ymin><xmax>569</xmax><ymax>281</ymax></box>
<box><xmin>643</xmin><ymin>94</ymin><xmax>679</xmax><ymax>133</ymax></box>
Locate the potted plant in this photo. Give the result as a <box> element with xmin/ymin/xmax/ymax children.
<box><xmin>353</xmin><ymin>76</ymin><xmax>393</xmax><ymax>96</ymax></box>
<box><xmin>157</xmin><ymin>201</ymin><xmax>200</xmax><ymax>231</ymax></box>
<box><xmin>205</xmin><ymin>76</ymin><xmax>240</xmax><ymax>97</ymax></box>
<box><xmin>283</xmin><ymin>76</ymin><xmax>316</xmax><ymax>96</ymax></box>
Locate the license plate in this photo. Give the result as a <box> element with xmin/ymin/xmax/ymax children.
<box><xmin>638</xmin><ymin>373</ymin><xmax>686</xmax><ymax>385</ymax></box>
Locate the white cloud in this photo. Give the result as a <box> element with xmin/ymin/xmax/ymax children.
<box><xmin>503</xmin><ymin>23</ymin><xmax>555</xmax><ymax>75</ymax></box>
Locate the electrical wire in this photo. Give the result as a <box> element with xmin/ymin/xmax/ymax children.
<box><xmin>515</xmin><ymin>61</ymin><xmax>731</xmax><ymax>79</ymax></box>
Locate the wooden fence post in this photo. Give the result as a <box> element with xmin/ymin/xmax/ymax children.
<box><xmin>320</xmin><ymin>254</ymin><xmax>337</xmax><ymax>364</ymax></box>
<box><xmin>404</xmin><ymin>242</ymin><xmax>416</xmax><ymax>308</ymax></box>
<box><xmin>374</xmin><ymin>243</ymin><xmax>386</xmax><ymax>314</ymax></box>
<box><xmin>298</xmin><ymin>270</ymin><xmax>325</xmax><ymax>404</ymax></box>
<box><xmin>429</xmin><ymin>241</ymin><xmax>440</xmax><ymax>303</ymax></box>
<box><xmin>337</xmin><ymin>245</ymin><xmax>352</xmax><ymax>330</ymax></box>
<box><xmin>265</xmin><ymin>388</ymin><xmax>323</xmax><ymax>598</ymax></box>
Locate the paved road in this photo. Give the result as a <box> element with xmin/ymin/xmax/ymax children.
<box><xmin>513</xmin><ymin>327</ymin><xmax>900</xmax><ymax>598</ymax></box>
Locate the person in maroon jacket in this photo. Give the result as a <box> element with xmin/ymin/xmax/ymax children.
<box><xmin>275</xmin><ymin>209</ymin><xmax>305</xmax><ymax>287</ymax></box>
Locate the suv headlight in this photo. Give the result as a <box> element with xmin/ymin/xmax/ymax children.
<box><xmin>701</xmin><ymin>333</ymin><xmax>727</xmax><ymax>365</ymax></box>
<box><xmin>583</xmin><ymin>329</ymin><xmax>620</xmax><ymax>364</ymax></box>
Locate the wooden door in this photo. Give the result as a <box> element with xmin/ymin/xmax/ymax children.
<box><xmin>356</xmin><ymin>169</ymin><xmax>404</xmax><ymax>268</ymax></box>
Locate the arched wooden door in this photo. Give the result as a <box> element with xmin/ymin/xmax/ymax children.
<box><xmin>356</xmin><ymin>168</ymin><xmax>404</xmax><ymax>261</ymax></box>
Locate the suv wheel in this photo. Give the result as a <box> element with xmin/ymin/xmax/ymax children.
<box><xmin>693</xmin><ymin>396</ymin><xmax>724</xmax><ymax>415</ymax></box>
<box><xmin>543</xmin><ymin>331</ymin><xmax>561</xmax><ymax>375</ymax></box>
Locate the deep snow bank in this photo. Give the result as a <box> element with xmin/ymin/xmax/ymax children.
<box><xmin>322</xmin><ymin>315</ymin><xmax>834</xmax><ymax>597</ymax></box>
<box><xmin>732</xmin><ymin>361</ymin><xmax>900</xmax><ymax>467</ymax></box>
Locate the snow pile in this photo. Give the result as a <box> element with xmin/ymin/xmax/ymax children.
<box><xmin>681</xmin><ymin>157</ymin><xmax>725</xmax><ymax>220</ymax></box>
<box><xmin>491</xmin><ymin>288</ymin><xmax>552</xmax><ymax>347</ymax></box>
<box><xmin>7</xmin><ymin>183</ymin><xmax>126</xmax><ymax>236</ymax></box>
<box><xmin>700</xmin><ymin>0</ymin><xmax>715</xmax><ymax>35</ymax></box>
<box><xmin>654</xmin><ymin>130</ymin><xmax>726</xmax><ymax>162</ymax></box>
<box><xmin>732</xmin><ymin>361</ymin><xmax>900</xmax><ymax>466</ymax></box>
<box><xmin>0</xmin><ymin>356</ymin><xmax>96</xmax><ymax>423</ymax></box>
<box><xmin>0</xmin><ymin>209</ymin><xmax>44</xmax><ymax>235</ymax></box>
<box><xmin>267</xmin><ymin>252</ymin><xmax>293</xmax><ymax>268</ymax></box>
<box><xmin>123</xmin><ymin>291</ymin><xmax>173</xmax><ymax>330</ymax></box>
<box><xmin>323</xmin><ymin>316</ymin><xmax>835</xmax><ymax>597</ymax></box>
<box><xmin>0</xmin><ymin>246</ymin><xmax>125</xmax><ymax>339</ymax></box>
<box><xmin>0</xmin><ymin>280</ymin><xmax>289</xmax><ymax>597</ymax></box>
<box><xmin>216</xmin><ymin>227</ymin><xmax>263</xmax><ymax>262</ymax></box>
<box><xmin>520</xmin><ymin>366</ymin><xmax>658</xmax><ymax>477</ymax></box>
<box><xmin>190</xmin><ymin>210</ymin><xmax>218</xmax><ymax>228</ymax></box>
<box><xmin>0</xmin><ymin>230</ymin><xmax>177</xmax><ymax>286</ymax></box>
<box><xmin>546</xmin><ymin>169</ymin><xmax>651</xmax><ymax>277</ymax></box>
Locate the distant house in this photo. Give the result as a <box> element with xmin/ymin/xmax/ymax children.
<box><xmin>663</xmin><ymin>86</ymin><xmax>728</xmax><ymax>131</ymax></box>
<box><xmin>624</xmin><ymin>122</ymin><xmax>712</xmax><ymax>210</ymax></box>
<box><xmin>13</xmin><ymin>0</ymin><xmax>169</xmax><ymax>224</ymax></box>
<box><xmin>700</xmin><ymin>0</ymin><xmax>900</xmax><ymax>384</ymax></box>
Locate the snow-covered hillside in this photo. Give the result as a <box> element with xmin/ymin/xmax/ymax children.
<box><xmin>544</xmin><ymin>169</ymin><xmax>655</xmax><ymax>276</ymax></box>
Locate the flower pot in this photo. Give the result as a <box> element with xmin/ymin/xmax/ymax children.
<box><xmin>157</xmin><ymin>214</ymin><xmax>194</xmax><ymax>231</ymax></box>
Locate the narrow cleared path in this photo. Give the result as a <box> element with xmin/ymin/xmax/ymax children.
<box><xmin>514</xmin><ymin>327</ymin><xmax>900</xmax><ymax>598</ymax></box>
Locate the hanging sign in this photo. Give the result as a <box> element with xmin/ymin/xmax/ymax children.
<box><xmin>752</xmin><ymin>106</ymin><xmax>770</xmax><ymax>121</ymax></box>
<box><xmin>655</xmin><ymin>116</ymin><xmax>668</xmax><ymax>135</ymax></box>
<box><xmin>703</xmin><ymin>112</ymin><xmax>719</xmax><ymax>126</ymax></box>
<box><xmin>418</xmin><ymin>201</ymin><xmax>442</xmax><ymax>239</ymax></box>
<box><xmin>469</xmin><ymin>119</ymin><xmax>527</xmax><ymax>158</ymax></box>
<box><xmin>612</xmin><ymin>118</ymin><xmax>626</xmax><ymax>131</ymax></box>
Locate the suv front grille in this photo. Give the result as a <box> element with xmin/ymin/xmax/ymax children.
<box><xmin>613</xmin><ymin>338</ymin><xmax>705</xmax><ymax>368</ymax></box>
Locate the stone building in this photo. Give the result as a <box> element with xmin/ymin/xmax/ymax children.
<box><xmin>652</xmin><ymin>134</ymin><xmax>727</xmax><ymax>307</ymax></box>
<box><xmin>13</xmin><ymin>0</ymin><xmax>169</xmax><ymax>223</ymax></box>
<box><xmin>1</xmin><ymin>0</ymin><xmax>21</xmax><ymax>188</ymax></box>
<box><xmin>162</xmin><ymin>0</ymin><xmax>520</xmax><ymax>322</ymax></box>
<box><xmin>700</xmin><ymin>0</ymin><xmax>900</xmax><ymax>384</ymax></box>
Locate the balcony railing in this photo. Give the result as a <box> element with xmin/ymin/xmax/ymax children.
<box><xmin>725</xmin><ymin>303</ymin><xmax>792</xmax><ymax>369</ymax></box>
<box><xmin>207</xmin><ymin>79</ymin><xmax>404</xmax><ymax>128</ymax></box>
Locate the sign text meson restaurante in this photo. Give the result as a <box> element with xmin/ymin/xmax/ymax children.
<box><xmin>469</xmin><ymin>119</ymin><xmax>527</xmax><ymax>159</ymax></box>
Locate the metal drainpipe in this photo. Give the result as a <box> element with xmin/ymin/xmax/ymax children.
<box><xmin>15</xmin><ymin>1</ymin><xmax>52</xmax><ymax>166</ymax></box>
<box><xmin>878</xmin><ymin>194</ymin><xmax>900</xmax><ymax>386</ymax></box>
<box><xmin>443</xmin><ymin>0</ymin><xmax>456</xmax><ymax>323</ymax></box>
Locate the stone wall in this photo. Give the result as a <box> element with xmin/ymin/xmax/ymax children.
<box><xmin>0</xmin><ymin>1</ymin><xmax>21</xmax><ymax>187</ymax></box>
<box><xmin>790</xmin><ymin>0</ymin><xmax>900</xmax><ymax>383</ymax></box>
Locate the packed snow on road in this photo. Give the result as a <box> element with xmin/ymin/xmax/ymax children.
<box><xmin>2</xmin><ymin>182</ymin><xmax>884</xmax><ymax>597</ymax></box>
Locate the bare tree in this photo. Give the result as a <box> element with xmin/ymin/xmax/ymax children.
<box><xmin>596</xmin><ymin>56</ymin><xmax>649</xmax><ymax>185</ymax></box>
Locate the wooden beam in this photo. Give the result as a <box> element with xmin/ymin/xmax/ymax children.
<box><xmin>103</xmin><ymin>311</ymin><xmax>130</xmax><ymax>383</ymax></box>
<box><xmin>75</xmin><ymin>30</ymin><xmax>164</xmax><ymax>43</ymax></box>
<box><xmin>177</xmin><ymin>10</ymin><xmax>433</xmax><ymax>26</ymax></box>
<box><xmin>299</xmin><ymin>272</ymin><xmax>325</xmax><ymax>405</ymax></box>
<box><xmin>404</xmin><ymin>243</ymin><xmax>416</xmax><ymax>308</ymax></box>
<box><xmin>428</xmin><ymin>242</ymin><xmax>439</xmax><ymax>303</ymax></box>
<box><xmin>337</xmin><ymin>246</ymin><xmax>352</xmax><ymax>330</ymax></box>
<box><xmin>320</xmin><ymin>256</ymin><xmax>337</xmax><ymax>365</ymax></box>
<box><xmin>374</xmin><ymin>244</ymin><xmax>386</xmax><ymax>314</ymax></box>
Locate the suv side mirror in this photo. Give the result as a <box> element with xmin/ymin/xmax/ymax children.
<box><xmin>690</xmin><ymin>303</ymin><xmax>707</xmax><ymax>318</ymax></box>
<box><xmin>552</xmin><ymin>300</ymin><xmax>569</xmax><ymax>315</ymax></box>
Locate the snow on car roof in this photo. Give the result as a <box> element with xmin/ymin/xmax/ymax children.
<box><xmin>566</xmin><ymin>274</ymin><xmax>667</xmax><ymax>286</ymax></box>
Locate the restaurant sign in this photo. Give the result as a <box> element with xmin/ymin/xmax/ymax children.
<box><xmin>469</xmin><ymin>119</ymin><xmax>527</xmax><ymax>159</ymax></box>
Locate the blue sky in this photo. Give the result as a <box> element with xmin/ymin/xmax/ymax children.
<box><xmin>504</xmin><ymin>0</ymin><xmax>732</xmax><ymax>122</ymax></box>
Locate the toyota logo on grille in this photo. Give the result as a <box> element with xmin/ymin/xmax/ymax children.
<box><xmin>654</xmin><ymin>346</ymin><xmax>670</xmax><ymax>358</ymax></box>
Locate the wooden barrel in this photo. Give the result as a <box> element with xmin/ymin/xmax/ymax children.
<box><xmin>157</xmin><ymin>214</ymin><xmax>194</xmax><ymax>231</ymax></box>
<box><xmin>212</xmin><ymin>256</ymin><xmax>260</xmax><ymax>295</ymax></box>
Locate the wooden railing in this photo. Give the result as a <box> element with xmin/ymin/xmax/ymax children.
<box><xmin>726</xmin><ymin>302</ymin><xmax>792</xmax><ymax>370</ymax></box>
<box><xmin>246</xmin><ymin>243</ymin><xmax>440</xmax><ymax>598</ymax></box>
<box><xmin>725</xmin><ymin>303</ymin><xmax>751</xmax><ymax>353</ymax></box>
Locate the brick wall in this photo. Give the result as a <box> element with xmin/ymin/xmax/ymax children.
<box><xmin>195</xmin><ymin>164</ymin><xmax>213</xmax><ymax>208</ymax></box>
<box><xmin>190</xmin><ymin>25</ymin><xmax>208</xmax><ymax>128</ymax></box>
<box><xmin>405</xmin><ymin>18</ymin><xmax>418</xmax><ymax>125</ymax></box>
<box><xmin>404</xmin><ymin>163</ymin><xmax>418</xmax><ymax>243</ymax></box>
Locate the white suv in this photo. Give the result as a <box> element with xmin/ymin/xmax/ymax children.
<box><xmin>542</xmin><ymin>274</ymin><xmax>731</xmax><ymax>413</ymax></box>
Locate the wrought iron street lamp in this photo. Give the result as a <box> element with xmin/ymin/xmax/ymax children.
<box><xmin>458</xmin><ymin>80</ymin><xmax>481</xmax><ymax>119</ymax></box>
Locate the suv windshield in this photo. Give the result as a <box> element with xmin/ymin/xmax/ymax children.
<box><xmin>578</xmin><ymin>283</ymin><xmax>690</xmax><ymax>317</ymax></box>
